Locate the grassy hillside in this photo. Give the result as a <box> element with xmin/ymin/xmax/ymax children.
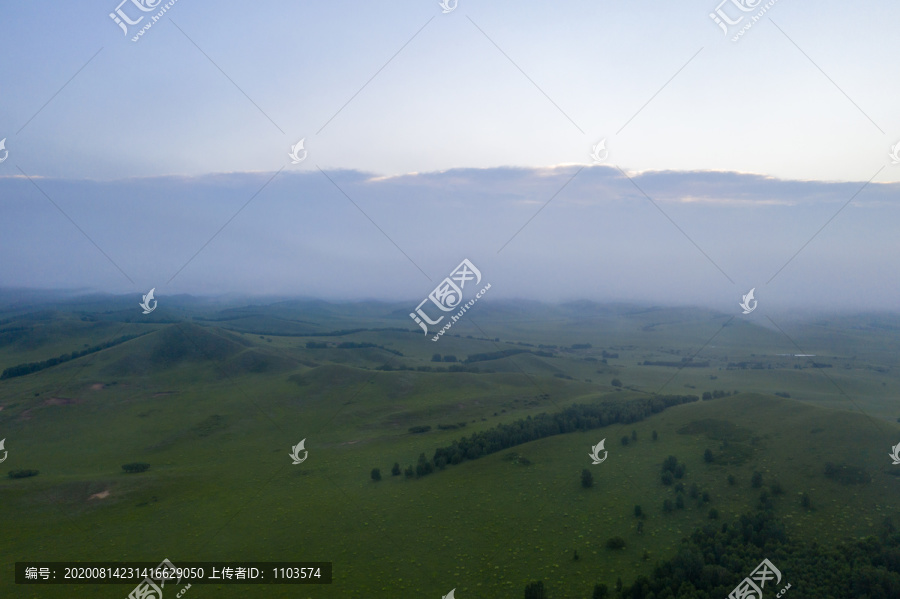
<box><xmin>1</xmin><ymin>298</ymin><xmax>898</xmax><ymax>597</ymax></box>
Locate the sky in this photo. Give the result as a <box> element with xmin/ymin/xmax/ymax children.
<box><xmin>0</xmin><ymin>1</ymin><xmax>898</xmax><ymax>312</ymax></box>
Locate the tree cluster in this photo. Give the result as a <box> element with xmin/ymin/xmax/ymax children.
<box><xmin>1</xmin><ymin>334</ymin><xmax>143</xmax><ymax>379</ymax></box>
<box><xmin>429</xmin><ymin>395</ymin><xmax>698</xmax><ymax>472</ymax></box>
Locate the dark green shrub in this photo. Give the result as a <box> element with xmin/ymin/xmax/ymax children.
<box><xmin>605</xmin><ymin>536</ymin><xmax>626</xmax><ymax>550</ymax></box>
<box><xmin>122</xmin><ymin>463</ymin><xmax>150</xmax><ymax>474</ymax></box>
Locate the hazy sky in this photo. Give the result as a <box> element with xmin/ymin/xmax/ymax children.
<box><xmin>1</xmin><ymin>1</ymin><xmax>898</xmax><ymax>311</ymax></box>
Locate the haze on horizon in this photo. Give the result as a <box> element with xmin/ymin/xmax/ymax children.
<box><xmin>1</xmin><ymin>1</ymin><xmax>898</xmax><ymax>314</ymax></box>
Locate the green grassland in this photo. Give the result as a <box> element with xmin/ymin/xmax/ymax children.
<box><xmin>1</xmin><ymin>298</ymin><xmax>899</xmax><ymax>597</ymax></box>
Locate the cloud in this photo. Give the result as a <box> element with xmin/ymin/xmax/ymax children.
<box><xmin>1</xmin><ymin>167</ymin><xmax>897</xmax><ymax>312</ymax></box>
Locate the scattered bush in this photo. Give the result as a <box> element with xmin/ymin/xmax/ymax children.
<box><xmin>611</xmin><ymin>378</ymin><xmax>623</xmax><ymax>387</ymax></box>
<box><xmin>524</xmin><ymin>580</ymin><xmax>546</xmax><ymax>599</ymax></box>
<box><xmin>370</xmin><ymin>468</ymin><xmax>381</xmax><ymax>481</ymax></box>
<box><xmin>408</xmin><ymin>425</ymin><xmax>431</xmax><ymax>434</ymax></box>
<box><xmin>704</xmin><ymin>448</ymin><xmax>714</xmax><ymax>463</ymax></box>
<box><xmin>634</xmin><ymin>505</ymin><xmax>643</xmax><ymax>518</ymax></box>
<box><xmin>751</xmin><ymin>471</ymin><xmax>763</xmax><ymax>488</ymax></box>
<box><xmin>605</xmin><ymin>536</ymin><xmax>626</xmax><ymax>550</ymax></box>
<box><xmin>122</xmin><ymin>463</ymin><xmax>150</xmax><ymax>474</ymax></box>
<box><xmin>581</xmin><ymin>469</ymin><xmax>594</xmax><ymax>489</ymax></box>
<box><xmin>8</xmin><ymin>469</ymin><xmax>39</xmax><ymax>479</ymax></box>
<box><xmin>391</xmin><ymin>462</ymin><xmax>401</xmax><ymax>476</ymax></box>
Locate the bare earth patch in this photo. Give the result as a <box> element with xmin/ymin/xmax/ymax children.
<box><xmin>90</xmin><ymin>383</ymin><xmax>105</xmax><ymax>390</ymax></box>
<box><xmin>88</xmin><ymin>490</ymin><xmax>111</xmax><ymax>500</ymax></box>
<box><xmin>44</xmin><ymin>397</ymin><xmax>79</xmax><ymax>406</ymax></box>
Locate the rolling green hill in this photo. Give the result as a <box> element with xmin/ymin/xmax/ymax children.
<box><xmin>1</xmin><ymin>297</ymin><xmax>899</xmax><ymax>597</ymax></box>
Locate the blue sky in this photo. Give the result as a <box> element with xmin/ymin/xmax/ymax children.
<box><xmin>1</xmin><ymin>1</ymin><xmax>898</xmax><ymax>310</ymax></box>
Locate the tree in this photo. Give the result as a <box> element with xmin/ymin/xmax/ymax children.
<box><xmin>592</xmin><ymin>583</ymin><xmax>609</xmax><ymax>599</ymax></box>
<box><xmin>122</xmin><ymin>463</ymin><xmax>150</xmax><ymax>474</ymax></box>
<box><xmin>662</xmin><ymin>455</ymin><xmax>678</xmax><ymax>472</ymax></box>
<box><xmin>391</xmin><ymin>462</ymin><xmax>401</xmax><ymax>476</ymax></box>
<box><xmin>652</xmin><ymin>430</ymin><xmax>658</xmax><ymax>441</ymax></box>
<box><xmin>751</xmin><ymin>471</ymin><xmax>763</xmax><ymax>488</ymax></box>
<box><xmin>621</xmin><ymin>436</ymin><xmax>630</xmax><ymax>446</ymax></box>
<box><xmin>573</xmin><ymin>549</ymin><xmax>579</xmax><ymax>561</ymax></box>
<box><xmin>770</xmin><ymin>480</ymin><xmax>784</xmax><ymax>496</ymax></box>
<box><xmin>702</xmin><ymin>391</ymin><xmax>712</xmax><ymax>400</ymax></box>
<box><xmin>605</xmin><ymin>536</ymin><xmax>626</xmax><ymax>550</ymax></box>
<box><xmin>404</xmin><ymin>465</ymin><xmax>414</xmax><ymax>478</ymax></box>
<box><xmin>581</xmin><ymin>468</ymin><xmax>594</xmax><ymax>488</ymax></box>
<box><xmin>689</xmin><ymin>483</ymin><xmax>699</xmax><ymax>499</ymax></box>
<box><xmin>634</xmin><ymin>505</ymin><xmax>643</xmax><ymax>518</ymax></box>
<box><xmin>708</xmin><ymin>508</ymin><xmax>719</xmax><ymax>519</ymax></box>
<box><xmin>442</xmin><ymin>355</ymin><xmax>457</xmax><ymax>362</ymax></box>
<box><xmin>431</xmin><ymin>353</ymin><xmax>442</xmax><ymax>362</ymax></box>
<box><xmin>674</xmin><ymin>463</ymin><xmax>686</xmax><ymax>479</ymax></box>
<box><xmin>801</xmin><ymin>492</ymin><xmax>811</xmax><ymax>509</ymax></box>
<box><xmin>703</xmin><ymin>448</ymin><xmax>714</xmax><ymax>463</ymax></box>
<box><xmin>675</xmin><ymin>494</ymin><xmax>685</xmax><ymax>509</ymax></box>
<box><xmin>661</xmin><ymin>471</ymin><xmax>674</xmax><ymax>486</ymax></box>
<box><xmin>727</xmin><ymin>474</ymin><xmax>736</xmax><ymax>486</ymax></box>
<box><xmin>637</xmin><ymin>520</ymin><xmax>644</xmax><ymax>535</ymax></box>
<box><xmin>663</xmin><ymin>499</ymin><xmax>673</xmax><ymax>513</ymax></box>
<box><xmin>631</xmin><ymin>430</ymin><xmax>637</xmax><ymax>442</ymax></box>
<box><xmin>611</xmin><ymin>378</ymin><xmax>623</xmax><ymax>387</ymax></box>
<box><xmin>371</xmin><ymin>468</ymin><xmax>381</xmax><ymax>481</ymax></box>
<box><xmin>524</xmin><ymin>581</ymin><xmax>545</xmax><ymax>599</ymax></box>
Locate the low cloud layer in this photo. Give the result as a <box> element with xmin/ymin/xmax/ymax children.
<box><xmin>2</xmin><ymin>166</ymin><xmax>897</xmax><ymax>312</ymax></box>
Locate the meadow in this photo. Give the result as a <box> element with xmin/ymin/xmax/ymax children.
<box><xmin>1</xmin><ymin>296</ymin><xmax>898</xmax><ymax>598</ymax></box>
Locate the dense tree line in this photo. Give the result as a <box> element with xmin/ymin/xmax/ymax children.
<box><xmin>427</xmin><ymin>395</ymin><xmax>698</xmax><ymax>473</ymax></box>
<box><xmin>614</xmin><ymin>506</ymin><xmax>900</xmax><ymax>598</ymax></box>
<box><xmin>464</xmin><ymin>348</ymin><xmax>532</xmax><ymax>363</ymax></box>
<box><xmin>0</xmin><ymin>333</ymin><xmax>144</xmax><ymax>380</ymax></box>
<box><xmin>642</xmin><ymin>360</ymin><xmax>710</xmax><ymax>368</ymax></box>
